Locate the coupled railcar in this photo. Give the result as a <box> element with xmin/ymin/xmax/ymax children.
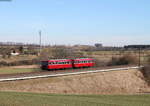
<box><xmin>41</xmin><ymin>58</ymin><xmax>94</xmax><ymax>70</ymax></box>
<box><xmin>73</xmin><ymin>58</ymin><xmax>94</xmax><ymax>68</ymax></box>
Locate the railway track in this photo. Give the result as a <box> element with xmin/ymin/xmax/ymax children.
<box><xmin>0</xmin><ymin>65</ymin><xmax>140</xmax><ymax>82</ymax></box>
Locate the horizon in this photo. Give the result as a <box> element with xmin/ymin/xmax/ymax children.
<box><xmin>1</xmin><ymin>41</ymin><xmax>150</xmax><ymax>48</ymax></box>
<box><xmin>0</xmin><ymin>0</ymin><xmax>150</xmax><ymax>46</ymax></box>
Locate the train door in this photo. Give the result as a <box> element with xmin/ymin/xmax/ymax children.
<box><xmin>71</xmin><ymin>59</ymin><xmax>75</xmax><ymax>68</ymax></box>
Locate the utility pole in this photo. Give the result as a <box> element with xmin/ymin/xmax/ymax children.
<box><xmin>39</xmin><ymin>30</ymin><xmax>42</xmax><ymax>54</ymax></box>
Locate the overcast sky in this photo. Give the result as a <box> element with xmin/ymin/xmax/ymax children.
<box><xmin>0</xmin><ymin>0</ymin><xmax>150</xmax><ymax>46</ymax></box>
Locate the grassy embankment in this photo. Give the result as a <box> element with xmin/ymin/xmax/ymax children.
<box><xmin>0</xmin><ymin>69</ymin><xmax>149</xmax><ymax>94</ymax></box>
<box><xmin>0</xmin><ymin>92</ymin><xmax>150</xmax><ymax>106</ymax></box>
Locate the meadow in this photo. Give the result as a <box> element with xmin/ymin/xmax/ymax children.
<box><xmin>0</xmin><ymin>91</ymin><xmax>150</xmax><ymax>106</ymax></box>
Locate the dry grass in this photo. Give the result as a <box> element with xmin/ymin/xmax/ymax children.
<box><xmin>0</xmin><ymin>55</ymin><xmax>37</xmax><ymax>63</ymax></box>
<box><xmin>0</xmin><ymin>69</ymin><xmax>150</xmax><ymax>94</ymax></box>
<box><xmin>0</xmin><ymin>68</ymin><xmax>39</xmax><ymax>74</ymax></box>
<box><xmin>8</xmin><ymin>65</ymin><xmax>38</xmax><ymax>69</ymax></box>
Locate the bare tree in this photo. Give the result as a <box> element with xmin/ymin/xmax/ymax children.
<box><xmin>39</xmin><ymin>46</ymin><xmax>85</xmax><ymax>61</ymax></box>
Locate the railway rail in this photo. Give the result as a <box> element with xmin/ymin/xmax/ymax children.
<box><xmin>0</xmin><ymin>65</ymin><xmax>141</xmax><ymax>82</ymax></box>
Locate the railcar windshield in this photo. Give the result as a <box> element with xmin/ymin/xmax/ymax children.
<box><xmin>42</xmin><ymin>61</ymin><xmax>48</xmax><ymax>66</ymax></box>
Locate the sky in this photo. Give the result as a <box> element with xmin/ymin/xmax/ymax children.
<box><xmin>0</xmin><ymin>0</ymin><xmax>150</xmax><ymax>46</ymax></box>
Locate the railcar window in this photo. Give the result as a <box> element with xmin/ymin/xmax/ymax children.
<box><xmin>49</xmin><ymin>62</ymin><xmax>54</xmax><ymax>65</ymax></box>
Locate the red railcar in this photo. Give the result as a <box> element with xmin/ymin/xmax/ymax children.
<box><xmin>41</xmin><ymin>59</ymin><xmax>73</xmax><ymax>70</ymax></box>
<box><xmin>73</xmin><ymin>58</ymin><xmax>94</xmax><ymax>68</ymax></box>
<box><xmin>41</xmin><ymin>58</ymin><xmax>94</xmax><ymax>70</ymax></box>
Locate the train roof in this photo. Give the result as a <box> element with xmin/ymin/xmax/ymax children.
<box><xmin>41</xmin><ymin>58</ymin><xmax>94</xmax><ymax>62</ymax></box>
<box><xmin>74</xmin><ymin>58</ymin><xmax>94</xmax><ymax>60</ymax></box>
<box><xmin>42</xmin><ymin>59</ymin><xmax>72</xmax><ymax>62</ymax></box>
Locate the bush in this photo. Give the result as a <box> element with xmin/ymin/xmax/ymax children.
<box><xmin>140</xmin><ymin>66</ymin><xmax>150</xmax><ymax>85</ymax></box>
<box><xmin>140</xmin><ymin>55</ymin><xmax>150</xmax><ymax>85</ymax></box>
<box><xmin>0</xmin><ymin>61</ymin><xmax>8</xmax><ymax>67</ymax></box>
<box><xmin>94</xmin><ymin>59</ymin><xmax>108</xmax><ymax>67</ymax></box>
<box><xmin>107</xmin><ymin>55</ymin><xmax>137</xmax><ymax>66</ymax></box>
<box><xmin>0</xmin><ymin>59</ymin><xmax>39</xmax><ymax>67</ymax></box>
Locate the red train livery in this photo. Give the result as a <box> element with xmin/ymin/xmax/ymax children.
<box><xmin>41</xmin><ymin>58</ymin><xmax>94</xmax><ymax>70</ymax></box>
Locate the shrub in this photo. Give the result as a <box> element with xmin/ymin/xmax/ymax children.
<box><xmin>140</xmin><ymin>66</ymin><xmax>150</xmax><ymax>85</ymax></box>
<box><xmin>140</xmin><ymin>55</ymin><xmax>150</xmax><ymax>85</ymax></box>
<box><xmin>107</xmin><ymin>55</ymin><xmax>137</xmax><ymax>66</ymax></box>
<box><xmin>0</xmin><ymin>61</ymin><xmax>8</xmax><ymax>67</ymax></box>
<box><xmin>94</xmin><ymin>59</ymin><xmax>108</xmax><ymax>67</ymax></box>
<box><xmin>0</xmin><ymin>58</ymin><xmax>39</xmax><ymax>67</ymax></box>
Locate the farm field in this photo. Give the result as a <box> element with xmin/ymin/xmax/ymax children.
<box><xmin>0</xmin><ymin>67</ymin><xmax>39</xmax><ymax>74</ymax></box>
<box><xmin>0</xmin><ymin>91</ymin><xmax>150</xmax><ymax>106</ymax></box>
<box><xmin>0</xmin><ymin>55</ymin><xmax>37</xmax><ymax>63</ymax></box>
<box><xmin>83</xmin><ymin>50</ymin><xmax>149</xmax><ymax>66</ymax></box>
<box><xmin>0</xmin><ymin>50</ymin><xmax>149</xmax><ymax>68</ymax></box>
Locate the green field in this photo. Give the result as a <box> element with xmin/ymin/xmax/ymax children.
<box><xmin>0</xmin><ymin>68</ymin><xmax>40</xmax><ymax>74</ymax></box>
<box><xmin>0</xmin><ymin>92</ymin><xmax>150</xmax><ymax>106</ymax></box>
